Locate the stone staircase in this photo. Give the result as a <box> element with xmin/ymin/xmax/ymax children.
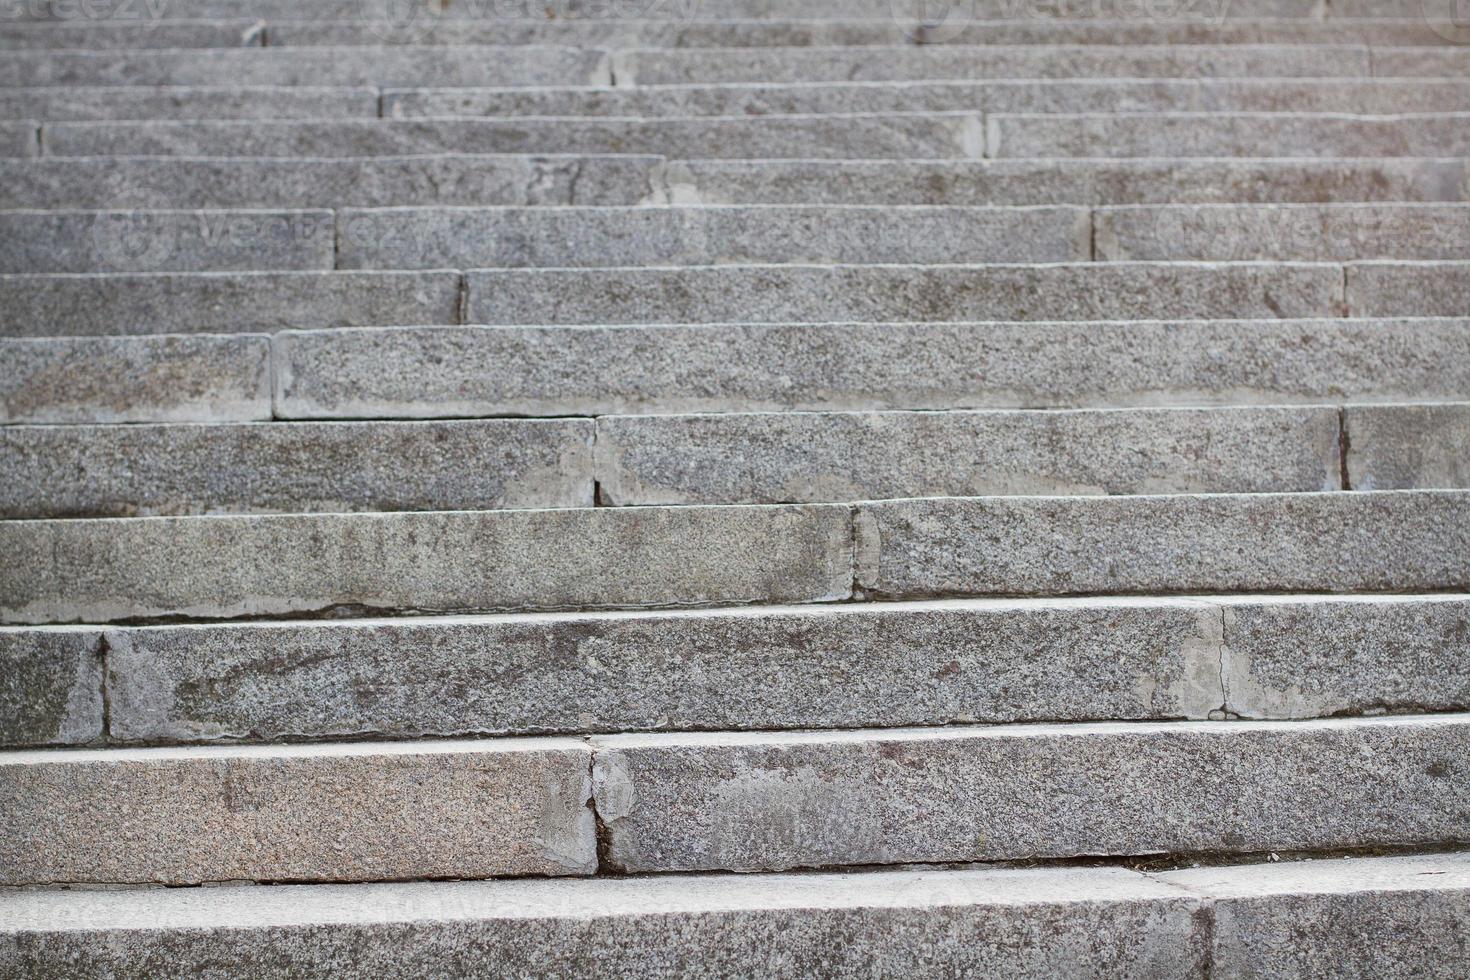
<box><xmin>2</xmin><ymin>0</ymin><xmax>1469</xmax><ymax>975</ymax></box>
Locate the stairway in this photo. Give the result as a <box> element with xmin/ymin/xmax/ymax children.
<box><xmin>2</xmin><ymin>1</ymin><xmax>1469</xmax><ymax>975</ymax></box>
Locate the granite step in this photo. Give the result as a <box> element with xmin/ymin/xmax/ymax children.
<box><xmin>0</xmin><ymin>85</ymin><xmax>378</xmax><ymax>121</ymax></box>
<box><xmin>1344</xmin><ymin>402</ymin><xmax>1470</xmax><ymax>490</ymax></box>
<box><xmin>0</xmin><ymin>19</ymin><xmax>265</xmax><ymax>48</ymax></box>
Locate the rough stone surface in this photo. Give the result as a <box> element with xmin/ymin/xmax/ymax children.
<box><xmin>0</xmin><ymin>155</ymin><xmax>662</xmax><ymax>209</ymax></box>
<box><xmin>0</xmin><ymin>20</ymin><xmax>264</xmax><ymax>49</ymax></box>
<box><xmin>45</xmin><ymin>114</ymin><xmax>984</xmax><ymax>160</ymax></box>
<box><xmin>383</xmin><ymin>78</ymin><xmax>1470</xmax><ymax>118</ymax></box>
<box><xmin>0</xmin><ymin>627</ymin><xmax>103</xmax><ymax>748</ymax></box>
<box><xmin>0</xmin><ymin>419</ymin><xmax>594</xmax><ymax>519</ymax></box>
<box><xmin>1346</xmin><ymin>403</ymin><xmax>1470</xmax><ymax>490</ymax></box>
<box><xmin>0</xmin><ymin>85</ymin><xmax>377</xmax><ymax>121</ymax></box>
<box><xmin>0</xmin><ymin>46</ymin><xmax>610</xmax><ymax>87</ymax></box>
<box><xmin>989</xmin><ymin>112</ymin><xmax>1470</xmax><ymax>158</ymax></box>
<box><xmin>0</xmin><ymin>121</ymin><xmax>37</xmax><ymax>157</ymax></box>
<box><xmin>854</xmin><ymin>491</ymin><xmax>1470</xmax><ymax>598</ymax></box>
<box><xmin>0</xmin><ymin>738</ymin><xmax>596</xmax><ymax>885</ymax></box>
<box><xmin>0</xmin><ymin>270</ymin><xmax>461</xmax><ymax>337</ymax></box>
<box><xmin>615</xmin><ymin>45</ymin><xmax>1373</xmax><ymax>85</ymax></box>
<box><xmin>0</xmin><ymin>209</ymin><xmax>335</xmax><ymax>274</ymax></box>
<box><xmin>0</xmin><ymin>504</ymin><xmax>853</xmax><ymax>625</ymax></box>
<box><xmin>1373</xmin><ymin>48</ymin><xmax>1470</xmax><ymax>77</ymax></box>
<box><xmin>0</xmin><ymin>865</ymin><xmax>1206</xmax><ymax>979</ymax></box>
<box><xmin>595</xmin><ymin>407</ymin><xmax>1341</xmax><ymax>505</ymax></box>
<box><xmin>1162</xmin><ymin>853</ymin><xmax>1470</xmax><ymax>979</ymax></box>
<box><xmin>659</xmin><ymin>158</ymin><xmax>1470</xmax><ymax>206</ymax></box>
<box><xmin>591</xmin><ymin>716</ymin><xmax>1470</xmax><ymax>873</ymax></box>
<box><xmin>1349</xmin><ymin>261</ymin><xmax>1470</xmax><ymax>317</ymax></box>
<box><xmin>102</xmin><ymin>598</ymin><xmax>1226</xmax><ymax>744</ymax></box>
<box><xmin>274</xmin><ymin>319</ymin><xmax>1470</xmax><ymax>419</ymax></box>
<box><xmin>1095</xmin><ymin>204</ymin><xmax>1470</xmax><ymax>261</ymax></box>
<box><xmin>1</xmin><ymin>334</ymin><xmax>271</xmax><ymax>424</ymax></box>
<box><xmin>464</xmin><ymin>263</ymin><xmax>1346</xmax><ymax>325</ymax></box>
<box><xmin>1218</xmin><ymin>595</ymin><xmax>1470</xmax><ymax>720</ymax></box>
<box><xmin>336</xmin><ymin>205</ymin><xmax>1090</xmax><ymax>269</ymax></box>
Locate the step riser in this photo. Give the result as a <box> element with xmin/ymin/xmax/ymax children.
<box><xmin>1346</xmin><ymin>404</ymin><xmax>1470</xmax><ymax>491</ymax></box>
<box><xmin>0</xmin><ymin>86</ymin><xmax>379</xmax><ymax>122</ymax></box>
<box><xmin>0</xmin><ymin>21</ymin><xmax>265</xmax><ymax>49</ymax></box>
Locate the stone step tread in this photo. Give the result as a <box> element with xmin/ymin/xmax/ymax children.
<box><xmin>2</xmin><ymin>491</ymin><xmax>1467</xmax><ymax>626</ymax></box>
<box><xmin>2</xmin><ymin>852</ymin><xmax>1466</xmax><ymax>977</ymax></box>
<box><xmin>589</xmin><ymin>714</ymin><xmax>1470</xmax><ymax>873</ymax></box>
<box><xmin>5</xmin><ymin>593</ymin><xmax>1466</xmax><ymax>748</ymax></box>
<box><xmin>0</xmin><ymin>85</ymin><xmax>379</xmax><ymax>121</ymax></box>
<box><xmin>0</xmin><ymin>20</ymin><xmax>265</xmax><ymax>49</ymax></box>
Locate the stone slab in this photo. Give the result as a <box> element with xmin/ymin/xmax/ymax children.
<box><xmin>0</xmin><ymin>738</ymin><xmax>596</xmax><ymax>885</ymax></box>
<box><xmin>463</xmin><ymin>263</ymin><xmax>1346</xmax><ymax>324</ymax></box>
<box><xmin>0</xmin><ymin>85</ymin><xmax>378</xmax><ymax>121</ymax></box>
<box><xmin>274</xmin><ymin>319</ymin><xmax>1470</xmax><ymax>419</ymax></box>
<box><xmin>854</xmin><ymin>490</ymin><xmax>1470</xmax><ymax>598</ymax></box>
<box><xmin>0</xmin><ymin>627</ymin><xmax>103</xmax><ymax>748</ymax></box>
<box><xmin>0</xmin><ymin>419</ymin><xmax>594</xmax><ymax>519</ymax></box>
<box><xmin>0</xmin><ymin>121</ymin><xmax>38</xmax><ymax>157</ymax></box>
<box><xmin>0</xmin><ymin>20</ymin><xmax>265</xmax><ymax>48</ymax></box>
<box><xmin>1345</xmin><ymin>403</ymin><xmax>1470</xmax><ymax>490</ymax></box>
<box><xmin>0</xmin><ymin>270</ymin><xmax>462</xmax><ymax>337</ymax></box>
<box><xmin>593</xmin><ymin>715</ymin><xmax>1470</xmax><ymax>873</ymax></box>
<box><xmin>0</xmin><ymin>504</ymin><xmax>854</xmax><ymax>625</ymax></box>
<box><xmin>1348</xmin><ymin>261</ymin><xmax>1470</xmax><ymax>317</ymax></box>
<box><xmin>1</xmin><ymin>333</ymin><xmax>271</xmax><ymax>424</ymax></box>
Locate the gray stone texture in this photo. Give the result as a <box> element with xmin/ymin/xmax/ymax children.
<box><xmin>659</xmin><ymin>158</ymin><xmax>1470</xmax><ymax>207</ymax></box>
<box><xmin>0</xmin><ymin>419</ymin><xmax>594</xmax><ymax>519</ymax></box>
<box><xmin>990</xmin><ymin>112</ymin><xmax>1470</xmax><ymax>158</ymax></box>
<box><xmin>0</xmin><ymin>120</ymin><xmax>38</xmax><ymax>157</ymax></box>
<box><xmin>0</xmin><ymin>20</ymin><xmax>264</xmax><ymax>48</ymax></box>
<box><xmin>1218</xmin><ymin>595</ymin><xmax>1470</xmax><ymax>720</ymax></box>
<box><xmin>0</xmin><ymin>270</ymin><xmax>462</xmax><ymax>337</ymax></box>
<box><xmin>1</xmin><ymin>334</ymin><xmax>271</xmax><ymax>424</ymax></box>
<box><xmin>274</xmin><ymin>319</ymin><xmax>1470</xmax><ymax>419</ymax></box>
<box><xmin>464</xmin><ymin>263</ymin><xmax>1346</xmax><ymax>325</ymax></box>
<box><xmin>0</xmin><ymin>627</ymin><xmax>103</xmax><ymax>748</ymax></box>
<box><xmin>0</xmin><ymin>209</ymin><xmax>335</xmax><ymax>274</ymax></box>
<box><xmin>383</xmin><ymin>78</ymin><xmax>1470</xmax><ymax>118</ymax></box>
<box><xmin>1349</xmin><ymin>261</ymin><xmax>1470</xmax><ymax>317</ymax></box>
<box><xmin>0</xmin><ymin>85</ymin><xmax>378</xmax><ymax>122</ymax></box>
<box><xmin>1346</xmin><ymin>403</ymin><xmax>1470</xmax><ymax>490</ymax></box>
<box><xmin>614</xmin><ymin>45</ymin><xmax>1373</xmax><ymax>85</ymax></box>
<box><xmin>336</xmin><ymin>205</ymin><xmax>1091</xmax><ymax>269</ymax></box>
<box><xmin>0</xmin><ymin>738</ymin><xmax>597</xmax><ymax>885</ymax></box>
<box><xmin>101</xmin><ymin>598</ymin><xmax>1226</xmax><ymax>744</ymax></box>
<box><xmin>591</xmin><ymin>716</ymin><xmax>1470</xmax><ymax>872</ymax></box>
<box><xmin>854</xmin><ymin>491</ymin><xmax>1470</xmax><ymax>598</ymax></box>
<box><xmin>44</xmin><ymin>114</ymin><xmax>984</xmax><ymax>160</ymax></box>
<box><xmin>0</xmin><ymin>504</ymin><xmax>853</xmax><ymax>625</ymax></box>
<box><xmin>0</xmin><ymin>46</ymin><xmax>610</xmax><ymax>87</ymax></box>
<box><xmin>0</xmin><ymin>865</ymin><xmax>1207</xmax><ymax>979</ymax></box>
<box><xmin>1095</xmin><ymin>204</ymin><xmax>1470</xmax><ymax>262</ymax></box>
<box><xmin>594</xmin><ymin>406</ymin><xmax>1341</xmax><ymax>505</ymax></box>
<box><xmin>0</xmin><ymin>155</ymin><xmax>663</xmax><ymax>209</ymax></box>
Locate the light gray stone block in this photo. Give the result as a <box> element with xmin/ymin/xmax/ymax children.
<box><xmin>0</xmin><ymin>46</ymin><xmax>610</xmax><ymax>87</ymax></box>
<box><xmin>659</xmin><ymin>159</ymin><xmax>1470</xmax><ymax>207</ymax></box>
<box><xmin>0</xmin><ymin>504</ymin><xmax>853</xmax><ymax>625</ymax></box>
<box><xmin>0</xmin><ymin>210</ymin><xmax>335</xmax><ymax>274</ymax></box>
<box><xmin>0</xmin><ymin>419</ymin><xmax>594</xmax><ymax>519</ymax></box>
<box><xmin>1095</xmin><ymin>204</ymin><xmax>1470</xmax><ymax>262</ymax></box>
<box><xmin>1346</xmin><ymin>403</ymin><xmax>1470</xmax><ymax>490</ymax></box>
<box><xmin>0</xmin><ymin>155</ymin><xmax>663</xmax><ymax>208</ymax></box>
<box><xmin>1</xmin><ymin>334</ymin><xmax>271</xmax><ymax>424</ymax></box>
<box><xmin>44</xmin><ymin>114</ymin><xmax>984</xmax><ymax>160</ymax></box>
<box><xmin>0</xmin><ymin>627</ymin><xmax>103</xmax><ymax>748</ymax></box>
<box><xmin>1162</xmin><ymin>853</ymin><xmax>1470</xmax><ymax>979</ymax></box>
<box><xmin>274</xmin><ymin>319</ymin><xmax>1470</xmax><ymax>420</ymax></box>
<box><xmin>0</xmin><ymin>120</ymin><xmax>38</xmax><ymax>156</ymax></box>
<box><xmin>595</xmin><ymin>407</ymin><xmax>1341</xmax><ymax>505</ymax></box>
<box><xmin>1349</xmin><ymin>261</ymin><xmax>1470</xmax><ymax>317</ymax></box>
<box><xmin>0</xmin><ymin>20</ymin><xmax>264</xmax><ymax>48</ymax></box>
<box><xmin>383</xmin><ymin>78</ymin><xmax>1470</xmax><ymax>118</ymax></box>
<box><xmin>854</xmin><ymin>491</ymin><xmax>1470</xmax><ymax>599</ymax></box>
<box><xmin>0</xmin><ymin>270</ymin><xmax>462</xmax><ymax>337</ymax></box>
<box><xmin>0</xmin><ymin>738</ymin><xmax>596</xmax><ymax>885</ymax></box>
<box><xmin>614</xmin><ymin>44</ymin><xmax>1372</xmax><ymax>85</ymax></box>
<box><xmin>989</xmin><ymin>112</ymin><xmax>1470</xmax><ymax>158</ymax></box>
<box><xmin>464</xmin><ymin>263</ymin><xmax>1346</xmax><ymax>325</ymax></box>
<box><xmin>0</xmin><ymin>865</ymin><xmax>1207</xmax><ymax>979</ymax></box>
<box><xmin>591</xmin><ymin>715</ymin><xmax>1470</xmax><ymax>872</ymax></box>
<box><xmin>103</xmin><ymin>598</ymin><xmax>1227</xmax><ymax>744</ymax></box>
<box><xmin>0</xmin><ymin>85</ymin><xmax>378</xmax><ymax>122</ymax></box>
<box><xmin>1217</xmin><ymin>595</ymin><xmax>1470</xmax><ymax>720</ymax></box>
<box><xmin>1373</xmin><ymin>48</ymin><xmax>1470</xmax><ymax>77</ymax></box>
<box><xmin>337</xmin><ymin>205</ymin><xmax>1091</xmax><ymax>269</ymax></box>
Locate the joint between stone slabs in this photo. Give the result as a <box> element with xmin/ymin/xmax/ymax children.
<box><xmin>96</xmin><ymin>632</ymin><xmax>113</xmax><ymax>746</ymax></box>
<box><xmin>1338</xmin><ymin>406</ymin><xmax>1353</xmax><ymax>491</ymax></box>
<box><xmin>454</xmin><ymin>271</ymin><xmax>469</xmax><ymax>325</ymax></box>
